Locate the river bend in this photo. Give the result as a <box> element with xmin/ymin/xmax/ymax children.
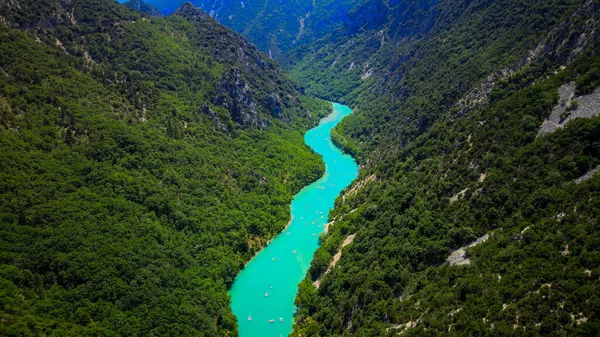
<box><xmin>229</xmin><ymin>103</ymin><xmax>358</xmax><ymax>337</ymax></box>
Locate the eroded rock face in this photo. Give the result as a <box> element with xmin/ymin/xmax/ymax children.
<box><xmin>538</xmin><ymin>82</ymin><xmax>600</xmax><ymax>135</ymax></box>
<box><xmin>172</xmin><ymin>2</ymin><xmax>210</xmax><ymax>21</ymax></box>
<box><xmin>264</xmin><ymin>93</ymin><xmax>283</xmax><ymax>118</ymax></box>
<box><xmin>214</xmin><ymin>68</ymin><xmax>266</xmax><ymax>128</ymax></box>
<box><xmin>5</xmin><ymin>0</ymin><xmax>21</xmax><ymax>9</ymax></box>
<box><xmin>457</xmin><ymin>0</ymin><xmax>600</xmax><ymax>115</ymax></box>
<box><xmin>576</xmin><ymin>165</ymin><xmax>600</xmax><ymax>184</ymax></box>
<box><xmin>173</xmin><ymin>2</ymin><xmax>272</xmax><ymax>73</ymax></box>
<box><xmin>446</xmin><ymin>234</ymin><xmax>490</xmax><ymax>266</ymax></box>
<box><xmin>199</xmin><ymin>102</ymin><xmax>228</xmax><ymax>133</ymax></box>
<box><xmin>0</xmin><ymin>0</ymin><xmax>71</xmax><ymax>28</ymax></box>
<box><xmin>173</xmin><ymin>2</ymin><xmax>295</xmax><ymax>129</ymax></box>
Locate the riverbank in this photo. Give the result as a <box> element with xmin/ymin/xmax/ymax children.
<box><xmin>229</xmin><ymin>103</ymin><xmax>359</xmax><ymax>337</ymax></box>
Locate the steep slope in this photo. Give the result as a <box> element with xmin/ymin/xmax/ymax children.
<box><xmin>0</xmin><ymin>0</ymin><xmax>329</xmax><ymax>335</ymax></box>
<box><xmin>171</xmin><ymin>2</ymin><xmax>314</xmax><ymax>128</ymax></box>
<box><xmin>293</xmin><ymin>0</ymin><xmax>600</xmax><ymax>336</ymax></box>
<box><xmin>288</xmin><ymin>0</ymin><xmax>439</xmax><ymax>101</ymax></box>
<box><xmin>118</xmin><ymin>0</ymin><xmax>367</xmax><ymax>60</ymax></box>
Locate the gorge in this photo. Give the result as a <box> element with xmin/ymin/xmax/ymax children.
<box><xmin>1</xmin><ymin>0</ymin><xmax>599</xmax><ymax>336</ymax></box>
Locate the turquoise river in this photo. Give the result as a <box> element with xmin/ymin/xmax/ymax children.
<box><xmin>229</xmin><ymin>103</ymin><xmax>358</xmax><ymax>337</ymax></box>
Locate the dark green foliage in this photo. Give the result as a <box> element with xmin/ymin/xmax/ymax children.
<box><xmin>0</xmin><ymin>1</ymin><xmax>330</xmax><ymax>335</ymax></box>
<box><xmin>295</xmin><ymin>44</ymin><xmax>600</xmax><ymax>337</ymax></box>
<box><xmin>331</xmin><ymin>127</ymin><xmax>361</xmax><ymax>157</ymax></box>
<box><xmin>289</xmin><ymin>0</ymin><xmax>583</xmax><ymax>114</ymax></box>
<box><xmin>292</xmin><ymin>0</ymin><xmax>600</xmax><ymax>336</ymax></box>
<box><xmin>576</xmin><ymin>67</ymin><xmax>600</xmax><ymax>95</ymax></box>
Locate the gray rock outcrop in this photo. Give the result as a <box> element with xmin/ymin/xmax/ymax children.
<box><xmin>214</xmin><ymin>69</ymin><xmax>268</xmax><ymax>128</ymax></box>
<box><xmin>199</xmin><ymin>103</ymin><xmax>228</xmax><ymax>133</ymax></box>
<box><xmin>264</xmin><ymin>93</ymin><xmax>283</xmax><ymax>118</ymax></box>
<box><xmin>539</xmin><ymin>82</ymin><xmax>600</xmax><ymax>135</ymax></box>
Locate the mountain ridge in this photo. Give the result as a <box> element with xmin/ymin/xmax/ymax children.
<box><xmin>170</xmin><ymin>1</ymin><xmax>303</xmax><ymax>128</ymax></box>
<box><xmin>118</xmin><ymin>0</ymin><xmax>367</xmax><ymax>59</ymax></box>
<box><xmin>123</xmin><ymin>0</ymin><xmax>163</xmax><ymax>18</ymax></box>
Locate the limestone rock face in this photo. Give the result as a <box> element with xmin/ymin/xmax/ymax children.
<box><xmin>214</xmin><ymin>69</ymin><xmax>268</xmax><ymax>128</ymax></box>
<box><xmin>264</xmin><ymin>93</ymin><xmax>283</xmax><ymax>118</ymax></box>
<box><xmin>174</xmin><ymin>2</ymin><xmax>298</xmax><ymax>128</ymax></box>
<box><xmin>0</xmin><ymin>0</ymin><xmax>73</xmax><ymax>28</ymax></box>
<box><xmin>172</xmin><ymin>1</ymin><xmax>209</xmax><ymax>20</ymax></box>
<box><xmin>457</xmin><ymin>0</ymin><xmax>600</xmax><ymax>115</ymax></box>
<box><xmin>199</xmin><ymin>103</ymin><xmax>229</xmax><ymax>133</ymax></box>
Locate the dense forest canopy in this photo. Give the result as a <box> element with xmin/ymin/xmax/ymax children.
<box><xmin>290</xmin><ymin>0</ymin><xmax>600</xmax><ymax>336</ymax></box>
<box><xmin>0</xmin><ymin>0</ymin><xmax>330</xmax><ymax>335</ymax></box>
<box><xmin>1</xmin><ymin>0</ymin><xmax>600</xmax><ymax>336</ymax></box>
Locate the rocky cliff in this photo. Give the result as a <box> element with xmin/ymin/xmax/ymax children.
<box><xmin>173</xmin><ymin>2</ymin><xmax>302</xmax><ymax>128</ymax></box>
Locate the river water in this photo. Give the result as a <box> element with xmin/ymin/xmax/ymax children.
<box><xmin>229</xmin><ymin>103</ymin><xmax>358</xmax><ymax>337</ymax></box>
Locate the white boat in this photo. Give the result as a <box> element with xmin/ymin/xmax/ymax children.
<box><xmin>279</xmin><ymin>318</ymin><xmax>283</xmax><ymax>323</ymax></box>
<box><xmin>265</xmin><ymin>292</ymin><xmax>269</xmax><ymax>297</ymax></box>
<box><xmin>248</xmin><ymin>316</ymin><xmax>252</xmax><ymax>321</ymax></box>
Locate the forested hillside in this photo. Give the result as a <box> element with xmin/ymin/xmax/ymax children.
<box><xmin>0</xmin><ymin>0</ymin><xmax>330</xmax><ymax>335</ymax></box>
<box><xmin>118</xmin><ymin>0</ymin><xmax>368</xmax><ymax>60</ymax></box>
<box><xmin>2</xmin><ymin>0</ymin><xmax>600</xmax><ymax>336</ymax></box>
<box><xmin>292</xmin><ymin>0</ymin><xmax>600</xmax><ymax>335</ymax></box>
